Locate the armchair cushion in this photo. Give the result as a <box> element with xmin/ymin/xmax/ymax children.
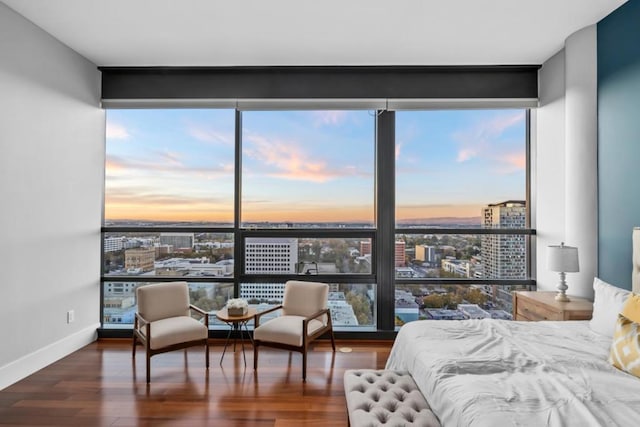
<box><xmin>282</xmin><ymin>280</ymin><xmax>329</xmax><ymax>322</ymax></box>
<box><xmin>254</xmin><ymin>315</ymin><xmax>325</xmax><ymax>347</ymax></box>
<box><xmin>137</xmin><ymin>281</ymin><xmax>191</xmax><ymax>322</ymax></box>
<box><xmin>140</xmin><ymin>316</ymin><xmax>208</xmax><ymax>350</ymax></box>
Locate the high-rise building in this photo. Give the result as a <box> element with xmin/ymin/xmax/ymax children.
<box><xmin>360</xmin><ymin>241</ymin><xmax>371</xmax><ymax>256</ymax></box>
<box><xmin>159</xmin><ymin>232</ymin><xmax>194</xmax><ymax>250</ymax></box>
<box><xmin>244</xmin><ymin>237</ymin><xmax>298</xmax><ymax>274</ymax></box>
<box><xmin>395</xmin><ymin>241</ymin><xmax>406</xmax><ymax>267</ymax></box>
<box><xmin>481</xmin><ymin>201</ymin><xmax>526</xmax><ymax>279</ymax></box>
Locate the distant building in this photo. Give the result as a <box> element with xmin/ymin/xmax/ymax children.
<box><xmin>441</xmin><ymin>258</ymin><xmax>472</xmax><ymax>277</ymax></box>
<box><xmin>481</xmin><ymin>201</ymin><xmax>526</xmax><ymax>279</ymax></box>
<box><xmin>360</xmin><ymin>241</ymin><xmax>371</xmax><ymax>256</ymax></box>
<box><xmin>415</xmin><ymin>245</ymin><xmax>436</xmax><ymax>263</ymax></box>
<box><xmin>124</xmin><ymin>247</ymin><xmax>155</xmax><ymax>273</ymax></box>
<box><xmin>328</xmin><ymin>292</ymin><xmax>359</xmax><ymax>326</ymax></box>
<box><xmin>395</xmin><ymin>267</ymin><xmax>415</xmax><ymax>278</ymax></box>
<box><xmin>155</xmin><ymin>244</ymin><xmax>173</xmax><ymax>257</ymax></box>
<box><xmin>488</xmin><ymin>310</ymin><xmax>513</xmax><ymax>320</ymax></box>
<box><xmin>104</xmin><ymin>281</ymin><xmax>138</xmax><ymax>297</ymax></box>
<box><xmin>458</xmin><ymin>303</ymin><xmax>491</xmax><ymax>319</ymax></box>
<box><xmin>425</xmin><ymin>309</ymin><xmax>466</xmax><ymax>320</ymax></box>
<box><xmin>104</xmin><ymin>236</ymin><xmax>125</xmax><ymax>253</ymax></box>
<box><xmin>360</xmin><ymin>240</ymin><xmax>406</xmax><ymax>267</ymax></box>
<box><xmin>245</xmin><ymin>237</ymin><xmax>298</xmax><ymax>274</ymax></box>
<box><xmin>362</xmin><ymin>240</ymin><xmax>405</xmax><ymax>266</ymax></box>
<box><xmin>103</xmin><ymin>295</ymin><xmax>135</xmax><ymax>309</ymax></box>
<box><xmin>395</xmin><ymin>290</ymin><xmax>419</xmax><ymax>323</ymax></box>
<box><xmin>241</xmin><ymin>283</ymin><xmax>286</xmax><ymax>302</ymax></box>
<box><xmin>395</xmin><ymin>241</ymin><xmax>406</xmax><ymax>267</ymax></box>
<box><xmin>160</xmin><ymin>232</ymin><xmax>194</xmax><ymax>250</ymax></box>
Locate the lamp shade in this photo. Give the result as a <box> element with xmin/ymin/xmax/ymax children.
<box><xmin>547</xmin><ymin>243</ymin><xmax>579</xmax><ymax>273</ymax></box>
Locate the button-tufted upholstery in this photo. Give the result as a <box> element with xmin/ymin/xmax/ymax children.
<box><xmin>344</xmin><ymin>369</ymin><xmax>441</xmax><ymax>427</ymax></box>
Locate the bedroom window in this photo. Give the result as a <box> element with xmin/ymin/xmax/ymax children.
<box><xmin>100</xmin><ymin>106</ymin><xmax>534</xmax><ymax>336</ymax></box>
<box><xmin>393</xmin><ymin>110</ymin><xmax>533</xmax><ymax>326</ymax></box>
<box><xmin>238</xmin><ymin>110</ymin><xmax>377</xmax><ymax>331</ymax></box>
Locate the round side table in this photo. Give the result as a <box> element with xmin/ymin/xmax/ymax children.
<box><xmin>216</xmin><ymin>307</ymin><xmax>257</xmax><ymax>366</ymax></box>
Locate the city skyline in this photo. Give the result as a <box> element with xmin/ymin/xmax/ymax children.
<box><xmin>105</xmin><ymin>109</ymin><xmax>526</xmax><ymax>223</ymax></box>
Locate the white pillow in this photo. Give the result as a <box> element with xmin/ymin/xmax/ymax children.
<box><xmin>589</xmin><ymin>277</ymin><xmax>631</xmax><ymax>337</ymax></box>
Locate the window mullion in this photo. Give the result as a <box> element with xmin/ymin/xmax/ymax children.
<box><xmin>376</xmin><ymin>111</ymin><xmax>396</xmax><ymax>331</ymax></box>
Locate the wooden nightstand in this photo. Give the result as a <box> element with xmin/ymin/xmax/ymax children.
<box><xmin>512</xmin><ymin>291</ymin><xmax>593</xmax><ymax>321</ymax></box>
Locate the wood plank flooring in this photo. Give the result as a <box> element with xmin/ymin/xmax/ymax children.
<box><xmin>0</xmin><ymin>339</ymin><xmax>392</xmax><ymax>426</ymax></box>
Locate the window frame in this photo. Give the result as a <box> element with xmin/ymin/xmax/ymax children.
<box><xmin>100</xmin><ymin>108</ymin><xmax>535</xmax><ymax>339</ymax></box>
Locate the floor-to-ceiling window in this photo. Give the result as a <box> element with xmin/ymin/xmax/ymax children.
<box><xmin>394</xmin><ymin>110</ymin><xmax>533</xmax><ymax>327</ymax></box>
<box><xmin>103</xmin><ymin>109</ymin><xmax>236</xmax><ymax>329</ymax></box>
<box><xmin>101</xmin><ymin>106</ymin><xmax>534</xmax><ymax>336</ymax></box>
<box><xmin>239</xmin><ymin>110</ymin><xmax>377</xmax><ymax>330</ymax></box>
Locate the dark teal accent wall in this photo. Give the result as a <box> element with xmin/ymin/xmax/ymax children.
<box><xmin>598</xmin><ymin>0</ymin><xmax>640</xmax><ymax>290</ymax></box>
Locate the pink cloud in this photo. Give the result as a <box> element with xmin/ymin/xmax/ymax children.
<box><xmin>454</xmin><ymin>111</ymin><xmax>525</xmax><ymax>163</ymax></box>
<box><xmin>186</xmin><ymin>123</ymin><xmax>233</xmax><ymax>145</ymax></box>
<box><xmin>493</xmin><ymin>152</ymin><xmax>526</xmax><ymax>174</ymax></box>
<box><xmin>395</xmin><ymin>142</ymin><xmax>402</xmax><ymax>160</ymax></box>
<box><xmin>456</xmin><ymin>148</ymin><xmax>478</xmax><ymax>162</ymax></box>
<box><xmin>244</xmin><ymin>134</ymin><xmax>345</xmax><ymax>183</ymax></box>
<box><xmin>106</xmin><ymin>121</ymin><xmax>130</xmax><ymax>140</ymax></box>
<box><xmin>312</xmin><ymin>111</ymin><xmax>348</xmax><ymax>127</ymax></box>
<box><xmin>105</xmin><ymin>154</ymin><xmax>231</xmax><ymax>178</ymax></box>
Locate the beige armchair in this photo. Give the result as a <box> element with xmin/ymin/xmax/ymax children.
<box><xmin>253</xmin><ymin>280</ymin><xmax>336</xmax><ymax>382</ymax></box>
<box><xmin>132</xmin><ymin>281</ymin><xmax>209</xmax><ymax>383</ymax></box>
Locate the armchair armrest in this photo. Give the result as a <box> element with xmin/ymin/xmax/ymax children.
<box><xmin>254</xmin><ymin>304</ymin><xmax>283</xmax><ymax>328</ymax></box>
<box><xmin>302</xmin><ymin>308</ymin><xmax>331</xmax><ymax>335</ymax></box>
<box><xmin>189</xmin><ymin>304</ymin><xmax>209</xmax><ymax>327</ymax></box>
<box><xmin>304</xmin><ymin>308</ymin><xmax>330</xmax><ymax>323</ymax></box>
<box><xmin>301</xmin><ymin>308</ymin><xmax>332</xmax><ymax>344</ymax></box>
<box><xmin>135</xmin><ymin>312</ymin><xmax>150</xmax><ymax>329</ymax></box>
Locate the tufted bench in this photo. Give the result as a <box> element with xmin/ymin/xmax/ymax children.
<box><xmin>344</xmin><ymin>369</ymin><xmax>441</xmax><ymax>427</ymax></box>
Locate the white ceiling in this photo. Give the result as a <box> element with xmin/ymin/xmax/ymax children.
<box><xmin>1</xmin><ymin>0</ymin><xmax>628</xmax><ymax>67</ymax></box>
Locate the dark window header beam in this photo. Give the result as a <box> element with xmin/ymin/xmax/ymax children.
<box><xmin>99</xmin><ymin>65</ymin><xmax>539</xmax><ymax>100</ymax></box>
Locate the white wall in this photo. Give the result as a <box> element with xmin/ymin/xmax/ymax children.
<box><xmin>534</xmin><ymin>49</ymin><xmax>567</xmax><ymax>292</ymax></box>
<box><xmin>0</xmin><ymin>3</ymin><xmax>104</xmax><ymax>389</ymax></box>
<box><xmin>535</xmin><ymin>25</ymin><xmax>598</xmax><ymax>299</ymax></box>
<box><xmin>564</xmin><ymin>25</ymin><xmax>598</xmax><ymax>299</ymax></box>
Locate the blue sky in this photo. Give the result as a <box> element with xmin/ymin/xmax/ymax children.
<box><xmin>105</xmin><ymin>108</ymin><xmax>525</xmax><ymax>223</ymax></box>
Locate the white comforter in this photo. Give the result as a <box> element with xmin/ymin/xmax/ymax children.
<box><xmin>385</xmin><ymin>319</ymin><xmax>640</xmax><ymax>427</ymax></box>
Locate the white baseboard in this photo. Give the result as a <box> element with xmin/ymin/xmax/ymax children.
<box><xmin>0</xmin><ymin>323</ymin><xmax>100</xmax><ymax>390</ymax></box>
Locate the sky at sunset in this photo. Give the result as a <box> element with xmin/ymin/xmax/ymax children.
<box><xmin>105</xmin><ymin>108</ymin><xmax>526</xmax><ymax>224</ymax></box>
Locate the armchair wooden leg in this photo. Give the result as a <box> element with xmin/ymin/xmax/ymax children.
<box><xmin>132</xmin><ymin>334</ymin><xmax>137</xmax><ymax>358</ymax></box>
<box><xmin>329</xmin><ymin>330</ymin><xmax>336</xmax><ymax>352</ymax></box>
<box><xmin>146</xmin><ymin>352</ymin><xmax>151</xmax><ymax>384</ymax></box>
<box><xmin>302</xmin><ymin>350</ymin><xmax>307</xmax><ymax>382</ymax></box>
<box><xmin>253</xmin><ymin>342</ymin><xmax>259</xmax><ymax>371</ymax></box>
<box><xmin>205</xmin><ymin>340</ymin><xmax>210</xmax><ymax>369</ymax></box>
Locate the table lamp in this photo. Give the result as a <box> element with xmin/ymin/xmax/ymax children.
<box><xmin>547</xmin><ymin>242</ymin><xmax>579</xmax><ymax>302</ymax></box>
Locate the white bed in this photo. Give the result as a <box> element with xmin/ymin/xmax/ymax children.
<box><xmin>385</xmin><ymin>318</ymin><xmax>640</xmax><ymax>426</ymax></box>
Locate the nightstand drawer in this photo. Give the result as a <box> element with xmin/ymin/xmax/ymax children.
<box><xmin>517</xmin><ymin>302</ymin><xmax>558</xmax><ymax>321</ymax></box>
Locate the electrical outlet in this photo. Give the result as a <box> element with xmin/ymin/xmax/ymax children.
<box><xmin>67</xmin><ymin>310</ymin><xmax>75</xmax><ymax>324</ymax></box>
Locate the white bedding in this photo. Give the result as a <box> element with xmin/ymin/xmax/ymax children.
<box><xmin>385</xmin><ymin>319</ymin><xmax>640</xmax><ymax>427</ymax></box>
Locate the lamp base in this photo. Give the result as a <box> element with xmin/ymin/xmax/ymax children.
<box><xmin>555</xmin><ymin>271</ymin><xmax>570</xmax><ymax>302</ymax></box>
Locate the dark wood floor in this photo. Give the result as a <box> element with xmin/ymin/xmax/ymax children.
<box><xmin>0</xmin><ymin>339</ymin><xmax>392</xmax><ymax>426</ymax></box>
